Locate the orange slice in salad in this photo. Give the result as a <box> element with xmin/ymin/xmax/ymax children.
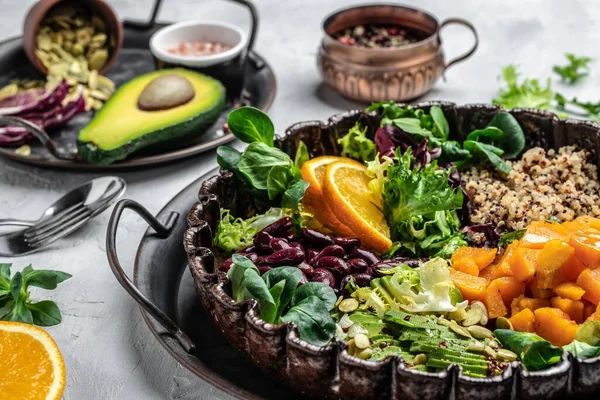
<box><xmin>301</xmin><ymin>156</ymin><xmax>355</xmax><ymax>237</ymax></box>
<box><xmin>0</xmin><ymin>321</ymin><xmax>66</xmax><ymax>400</ymax></box>
<box><xmin>322</xmin><ymin>159</ymin><xmax>392</xmax><ymax>253</ymax></box>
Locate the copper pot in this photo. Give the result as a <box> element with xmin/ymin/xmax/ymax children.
<box><xmin>318</xmin><ymin>4</ymin><xmax>478</xmax><ymax>103</ymax></box>
<box><xmin>23</xmin><ymin>0</ymin><xmax>123</xmax><ymax>76</ymax></box>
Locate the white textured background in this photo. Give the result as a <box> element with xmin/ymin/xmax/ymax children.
<box><xmin>0</xmin><ymin>0</ymin><xmax>599</xmax><ymax>399</ymax></box>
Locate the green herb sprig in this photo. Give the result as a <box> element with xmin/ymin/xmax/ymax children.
<box><xmin>553</xmin><ymin>53</ymin><xmax>592</xmax><ymax>84</ymax></box>
<box><xmin>0</xmin><ymin>263</ymin><xmax>71</xmax><ymax>326</ymax></box>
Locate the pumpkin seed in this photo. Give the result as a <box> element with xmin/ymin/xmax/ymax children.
<box><xmin>355</xmin><ymin>347</ymin><xmax>374</xmax><ymax>360</ymax></box>
<box><xmin>413</xmin><ymin>353</ymin><xmax>427</xmax><ymax>365</ymax></box>
<box><xmin>450</xmin><ymin>321</ymin><xmax>472</xmax><ymax>338</ymax></box>
<box><xmin>467</xmin><ymin>325</ymin><xmax>493</xmax><ymax>339</ymax></box>
<box><xmin>339</xmin><ymin>298</ymin><xmax>359</xmax><ymax>313</ymax></box>
<box><xmin>467</xmin><ymin>340</ymin><xmax>485</xmax><ymax>352</ymax></box>
<box><xmin>92</xmin><ymin>16</ymin><xmax>106</xmax><ymax>31</ymax></box>
<box><xmin>15</xmin><ymin>145</ymin><xmax>31</xmax><ymax>156</ymax></box>
<box><xmin>92</xmin><ymin>33</ymin><xmax>107</xmax><ymax>45</ymax></box>
<box><xmin>487</xmin><ymin>340</ymin><xmax>499</xmax><ymax>349</ymax></box>
<box><xmin>88</xmin><ymin>69</ymin><xmax>98</xmax><ymax>90</ymax></box>
<box><xmin>37</xmin><ymin>34</ymin><xmax>52</xmax><ymax>51</ymax></box>
<box><xmin>437</xmin><ymin>317</ymin><xmax>452</xmax><ymax>327</ymax></box>
<box><xmin>496</xmin><ymin>348</ymin><xmax>518</xmax><ymax>362</ymax></box>
<box><xmin>484</xmin><ymin>346</ymin><xmax>497</xmax><ymax>359</ymax></box>
<box><xmin>354</xmin><ymin>333</ymin><xmax>370</xmax><ymax>349</ymax></box>
<box><xmin>0</xmin><ymin>83</ymin><xmax>18</xmax><ymax>100</ymax></box>
<box><xmin>88</xmin><ymin>49</ymin><xmax>108</xmax><ymax>71</ymax></box>
<box><xmin>347</xmin><ymin>338</ymin><xmax>356</xmax><ymax>356</ymax></box>
<box><xmin>470</xmin><ymin>301</ymin><xmax>489</xmax><ymax>325</ymax></box>
<box><xmin>496</xmin><ymin>317</ymin><xmax>513</xmax><ymax>330</ymax></box>
<box><xmin>92</xmin><ymin>99</ymin><xmax>103</xmax><ymax>111</ymax></box>
<box><xmin>448</xmin><ymin>308</ymin><xmax>467</xmax><ymax>322</ymax></box>
<box><xmin>462</xmin><ymin>307</ymin><xmax>482</xmax><ymax>326</ymax></box>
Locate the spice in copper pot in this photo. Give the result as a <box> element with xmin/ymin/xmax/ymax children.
<box><xmin>167</xmin><ymin>41</ymin><xmax>231</xmax><ymax>56</ymax></box>
<box><xmin>333</xmin><ymin>24</ymin><xmax>426</xmax><ymax>48</ymax></box>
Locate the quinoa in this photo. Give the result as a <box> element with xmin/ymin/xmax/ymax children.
<box><xmin>461</xmin><ymin>146</ymin><xmax>600</xmax><ymax>231</ymax></box>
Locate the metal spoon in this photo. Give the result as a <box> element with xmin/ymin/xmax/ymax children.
<box><xmin>0</xmin><ymin>176</ymin><xmax>126</xmax><ymax>256</ymax></box>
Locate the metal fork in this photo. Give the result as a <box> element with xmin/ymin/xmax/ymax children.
<box><xmin>0</xmin><ymin>177</ymin><xmax>126</xmax><ymax>256</ymax></box>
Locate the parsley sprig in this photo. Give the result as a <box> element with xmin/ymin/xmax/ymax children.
<box><xmin>0</xmin><ymin>263</ymin><xmax>71</xmax><ymax>326</ymax></box>
<box><xmin>553</xmin><ymin>53</ymin><xmax>592</xmax><ymax>84</ymax></box>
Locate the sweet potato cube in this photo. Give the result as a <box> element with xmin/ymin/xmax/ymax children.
<box><xmin>520</xmin><ymin>221</ymin><xmax>570</xmax><ymax>249</ymax></box>
<box><xmin>509</xmin><ymin>247</ymin><xmax>540</xmax><ymax>282</ymax></box>
<box><xmin>570</xmin><ymin>234</ymin><xmax>600</xmax><ymax>268</ymax></box>
<box><xmin>489</xmin><ymin>277</ymin><xmax>526</xmax><ymax>306</ymax></box>
<box><xmin>533</xmin><ymin>307</ymin><xmax>579</xmax><ymax>347</ymax></box>
<box><xmin>529</xmin><ymin>279</ymin><xmax>554</xmax><ymax>299</ymax></box>
<box><xmin>550</xmin><ymin>296</ymin><xmax>584</xmax><ymax>323</ymax></box>
<box><xmin>509</xmin><ymin>308</ymin><xmax>535</xmax><ymax>333</ymax></box>
<box><xmin>554</xmin><ymin>254</ymin><xmax>587</xmax><ymax>286</ymax></box>
<box><xmin>584</xmin><ymin>303</ymin><xmax>596</xmax><ymax>321</ymax></box>
<box><xmin>452</xmin><ymin>258</ymin><xmax>479</xmax><ymax>276</ymax></box>
<box><xmin>577</xmin><ymin>268</ymin><xmax>600</xmax><ymax>305</ymax></box>
<box><xmin>449</xmin><ymin>269</ymin><xmax>488</xmax><ymax>302</ymax></box>
<box><xmin>554</xmin><ymin>282</ymin><xmax>585</xmax><ymax>301</ymax></box>
<box><xmin>519</xmin><ymin>297</ymin><xmax>551</xmax><ymax>312</ymax></box>
<box><xmin>451</xmin><ymin>247</ymin><xmax>497</xmax><ymax>270</ymax></box>
<box><xmin>492</xmin><ymin>242</ymin><xmax>518</xmax><ymax>279</ymax></box>
<box><xmin>563</xmin><ymin>220</ymin><xmax>598</xmax><ymax>235</ymax></box>
<box><xmin>536</xmin><ymin>240</ymin><xmax>574</xmax><ymax>289</ymax></box>
<box><xmin>511</xmin><ymin>295</ymin><xmax>525</xmax><ymax>315</ymax></box>
<box><xmin>575</xmin><ymin>216</ymin><xmax>600</xmax><ymax>231</ymax></box>
<box><xmin>480</xmin><ymin>263</ymin><xmax>498</xmax><ymax>282</ymax></box>
<box><xmin>483</xmin><ymin>282</ymin><xmax>508</xmax><ymax>319</ymax></box>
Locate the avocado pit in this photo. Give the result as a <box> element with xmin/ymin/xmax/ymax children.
<box><xmin>137</xmin><ymin>74</ymin><xmax>195</xmax><ymax>111</ymax></box>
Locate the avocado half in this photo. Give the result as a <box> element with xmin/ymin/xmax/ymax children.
<box><xmin>77</xmin><ymin>68</ymin><xmax>226</xmax><ymax>165</ymax></box>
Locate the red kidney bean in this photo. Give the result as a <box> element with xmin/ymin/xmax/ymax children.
<box><xmin>258</xmin><ymin>266</ymin><xmax>273</xmax><ymax>275</ymax></box>
<box><xmin>220</xmin><ymin>258</ymin><xmax>233</xmax><ymax>272</ymax></box>
<box><xmin>338</xmin><ymin>273</ymin><xmax>373</xmax><ymax>293</ymax></box>
<box><xmin>306</xmin><ymin>248</ymin><xmax>319</xmax><ymax>265</ymax></box>
<box><xmin>296</xmin><ymin>261</ymin><xmax>314</xmax><ymax>277</ymax></box>
<box><xmin>347</xmin><ymin>258</ymin><xmax>368</xmax><ymax>273</ymax></box>
<box><xmin>263</xmin><ymin>248</ymin><xmax>305</xmax><ymax>266</ymax></box>
<box><xmin>300</xmin><ymin>228</ymin><xmax>334</xmax><ymax>248</ymax></box>
<box><xmin>298</xmin><ymin>272</ymin><xmax>309</xmax><ymax>286</ymax></box>
<box><xmin>253</xmin><ymin>231</ymin><xmax>274</xmax><ymax>254</ymax></box>
<box><xmin>334</xmin><ymin>237</ymin><xmax>361</xmax><ymax>251</ymax></box>
<box><xmin>374</xmin><ymin>257</ymin><xmax>422</xmax><ymax>276</ymax></box>
<box><xmin>311</xmin><ymin>268</ymin><xmax>336</xmax><ymax>289</ymax></box>
<box><xmin>291</xmin><ymin>241</ymin><xmax>305</xmax><ymax>253</ymax></box>
<box><xmin>285</xmin><ymin>232</ymin><xmax>297</xmax><ymax>242</ymax></box>
<box><xmin>314</xmin><ymin>256</ymin><xmax>350</xmax><ymax>277</ymax></box>
<box><xmin>270</xmin><ymin>237</ymin><xmax>292</xmax><ymax>252</ymax></box>
<box><xmin>350</xmin><ymin>247</ymin><xmax>380</xmax><ymax>267</ymax></box>
<box><xmin>260</xmin><ymin>217</ymin><xmax>293</xmax><ymax>237</ymax></box>
<box><xmin>315</xmin><ymin>245</ymin><xmax>345</xmax><ymax>261</ymax></box>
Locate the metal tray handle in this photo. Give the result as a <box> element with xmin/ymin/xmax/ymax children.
<box><xmin>106</xmin><ymin>199</ymin><xmax>196</xmax><ymax>354</ymax></box>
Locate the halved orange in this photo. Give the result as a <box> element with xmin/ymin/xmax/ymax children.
<box><xmin>322</xmin><ymin>159</ymin><xmax>392</xmax><ymax>253</ymax></box>
<box><xmin>301</xmin><ymin>156</ymin><xmax>355</xmax><ymax>237</ymax></box>
<box><xmin>0</xmin><ymin>321</ymin><xmax>66</xmax><ymax>400</ymax></box>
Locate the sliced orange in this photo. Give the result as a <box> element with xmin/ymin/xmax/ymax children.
<box><xmin>322</xmin><ymin>159</ymin><xmax>392</xmax><ymax>253</ymax></box>
<box><xmin>300</xmin><ymin>156</ymin><xmax>355</xmax><ymax>237</ymax></box>
<box><xmin>0</xmin><ymin>321</ymin><xmax>66</xmax><ymax>400</ymax></box>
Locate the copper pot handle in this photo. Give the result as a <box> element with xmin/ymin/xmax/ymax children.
<box><xmin>439</xmin><ymin>18</ymin><xmax>479</xmax><ymax>76</ymax></box>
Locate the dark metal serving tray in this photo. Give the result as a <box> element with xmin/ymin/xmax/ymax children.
<box><xmin>108</xmin><ymin>102</ymin><xmax>600</xmax><ymax>399</ymax></box>
<box><xmin>0</xmin><ymin>24</ymin><xmax>276</xmax><ymax>170</ymax></box>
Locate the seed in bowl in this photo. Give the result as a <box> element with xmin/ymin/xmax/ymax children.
<box><xmin>167</xmin><ymin>41</ymin><xmax>231</xmax><ymax>56</ymax></box>
<box><xmin>461</xmin><ymin>146</ymin><xmax>600</xmax><ymax>231</ymax></box>
<box><xmin>332</xmin><ymin>23</ymin><xmax>426</xmax><ymax>48</ymax></box>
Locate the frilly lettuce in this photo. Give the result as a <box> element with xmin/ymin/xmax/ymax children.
<box><xmin>214</xmin><ymin>208</ymin><xmax>284</xmax><ymax>252</ymax></box>
<box><xmin>366</xmin><ymin>155</ymin><xmax>393</xmax><ymax>207</ymax></box>
<box><xmin>337</xmin><ymin>122</ymin><xmax>376</xmax><ymax>162</ymax></box>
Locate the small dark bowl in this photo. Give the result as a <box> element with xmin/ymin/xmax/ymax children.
<box><xmin>184</xmin><ymin>102</ymin><xmax>600</xmax><ymax>399</ymax></box>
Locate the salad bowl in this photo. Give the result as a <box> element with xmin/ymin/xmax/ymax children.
<box><xmin>110</xmin><ymin>102</ymin><xmax>600</xmax><ymax>399</ymax></box>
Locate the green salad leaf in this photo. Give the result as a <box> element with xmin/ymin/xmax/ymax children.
<box><xmin>498</xmin><ymin>229</ymin><xmax>526</xmax><ymax>248</ymax></box>
<box><xmin>553</xmin><ymin>53</ymin><xmax>592</xmax><ymax>84</ymax></box>
<box><xmin>294</xmin><ymin>140</ymin><xmax>309</xmax><ymax>169</ymax></box>
<box><xmin>0</xmin><ymin>264</ymin><xmax>71</xmax><ymax>327</ymax></box>
<box><xmin>495</xmin><ymin>329</ymin><xmax>563</xmax><ymax>371</ymax></box>
<box><xmin>493</xmin><ymin>65</ymin><xmax>555</xmax><ymax>110</ymax></box>
<box><xmin>563</xmin><ymin>340</ymin><xmax>600</xmax><ymax>359</ymax></box>
<box><xmin>227</xmin><ymin>106</ymin><xmax>275</xmax><ymax>146</ymax></box>
<box><xmin>214</xmin><ymin>208</ymin><xmax>284</xmax><ymax>252</ymax></box>
<box><xmin>281</xmin><ymin>180</ymin><xmax>310</xmax><ymax>210</ymax></box>
<box><xmin>337</xmin><ymin>122</ymin><xmax>376</xmax><ymax>162</ymax></box>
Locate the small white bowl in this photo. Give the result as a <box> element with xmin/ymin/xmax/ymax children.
<box><xmin>150</xmin><ymin>20</ymin><xmax>247</xmax><ymax>68</ymax></box>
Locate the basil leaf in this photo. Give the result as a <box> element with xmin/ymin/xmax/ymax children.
<box><xmin>10</xmin><ymin>272</ymin><xmax>22</xmax><ymax>301</ymax></box>
<box><xmin>281</xmin><ymin>295</ymin><xmax>336</xmax><ymax>346</ymax></box>
<box><xmin>291</xmin><ymin>282</ymin><xmax>337</xmax><ymax>311</ymax></box>
<box><xmin>244</xmin><ymin>268</ymin><xmax>278</xmax><ymax>323</ymax></box>
<box><xmin>0</xmin><ymin>264</ymin><xmax>11</xmax><ymax>285</ymax></box>
<box><xmin>23</xmin><ymin>268</ymin><xmax>71</xmax><ymax>290</ymax></box>
<box><xmin>430</xmin><ymin>106</ymin><xmax>449</xmax><ymax>140</ymax></box>
<box><xmin>262</xmin><ymin>267</ymin><xmax>302</xmax><ymax>317</ymax></box>
<box><xmin>390</xmin><ymin>118</ymin><xmax>427</xmax><ymax>135</ymax></box>
<box><xmin>487</xmin><ymin>112</ymin><xmax>526</xmax><ymax>157</ymax></box>
<box><xmin>227</xmin><ymin>106</ymin><xmax>275</xmax><ymax>146</ymax></box>
<box><xmin>238</xmin><ymin>143</ymin><xmax>293</xmax><ymax>190</ymax></box>
<box><xmin>0</xmin><ymin>301</ymin><xmax>14</xmax><ymax>319</ymax></box>
<box><xmin>294</xmin><ymin>141</ymin><xmax>309</xmax><ymax>169</ymax></box>
<box><xmin>466</xmin><ymin>127</ymin><xmax>504</xmax><ymax>143</ymax></box>
<box><xmin>499</xmin><ymin>229</ymin><xmax>525</xmax><ymax>247</ymax></box>
<box><xmin>266</xmin><ymin>165</ymin><xmax>294</xmax><ymax>200</ymax></box>
<box><xmin>563</xmin><ymin>340</ymin><xmax>600</xmax><ymax>359</ymax></box>
<box><xmin>6</xmin><ymin>300</ymin><xmax>33</xmax><ymax>324</ymax></box>
<box><xmin>521</xmin><ymin>340</ymin><xmax>563</xmax><ymax>371</ymax></box>
<box><xmin>216</xmin><ymin>146</ymin><xmax>242</xmax><ymax>174</ymax></box>
<box><xmin>464</xmin><ymin>141</ymin><xmax>511</xmax><ymax>174</ymax></box>
<box><xmin>281</xmin><ymin>180</ymin><xmax>310</xmax><ymax>210</ymax></box>
<box><xmin>439</xmin><ymin>141</ymin><xmax>471</xmax><ymax>163</ymax></box>
<box><xmin>26</xmin><ymin>300</ymin><xmax>62</xmax><ymax>326</ymax></box>
<box><xmin>227</xmin><ymin>254</ymin><xmax>260</xmax><ymax>302</ymax></box>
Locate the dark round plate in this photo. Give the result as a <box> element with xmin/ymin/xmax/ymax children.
<box><xmin>130</xmin><ymin>168</ymin><xmax>303</xmax><ymax>400</ymax></box>
<box><xmin>0</xmin><ymin>25</ymin><xmax>276</xmax><ymax>170</ymax></box>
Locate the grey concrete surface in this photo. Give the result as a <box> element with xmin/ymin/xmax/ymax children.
<box><xmin>0</xmin><ymin>0</ymin><xmax>599</xmax><ymax>399</ymax></box>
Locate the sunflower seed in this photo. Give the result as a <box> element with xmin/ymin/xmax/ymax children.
<box><xmin>496</xmin><ymin>317</ymin><xmax>514</xmax><ymax>330</ymax></box>
<box><xmin>354</xmin><ymin>333</ymin><xmax>370</xmax><ymax>349</ymax></box>
<box><xmin>88</xmin><ymin>49</ymin><xmax>108</xmax><ymax>71</ymax></box>
<box><xmin>15</xmin><ymin>145</ymin><xmax>31</xmax><ymax>156</ymax></box>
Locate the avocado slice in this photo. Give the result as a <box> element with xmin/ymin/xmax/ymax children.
<box><xmin>77</xmin><ymin>68</ymin><xmax>225</xmax><ymax>164</ymax></box>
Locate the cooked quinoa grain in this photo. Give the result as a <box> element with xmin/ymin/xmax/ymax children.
<box><xmin>461</xmin><ymin>146</ymin><xmax>600</xmax><ymax>231</ymax></box>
